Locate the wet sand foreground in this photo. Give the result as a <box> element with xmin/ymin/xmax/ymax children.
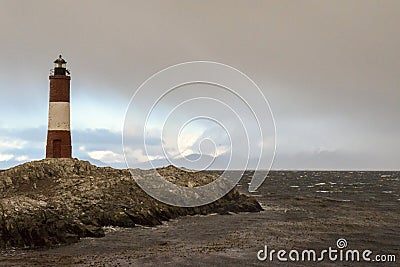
<box><xmin>1</xmin><ymin>171</ymin><xmax>399</xmax><ymax>266</ymax></box>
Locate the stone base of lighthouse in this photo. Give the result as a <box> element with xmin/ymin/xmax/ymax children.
<box><xmin>46</xmin><ymin>130</ymin><xmax>72</xmax><ymax>158</ymax></box>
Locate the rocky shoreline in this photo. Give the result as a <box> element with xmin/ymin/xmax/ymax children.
<box><xmin>0</xmin><ymin>159</ymin><xmax>262</xmax><ymax>249</ymax></box>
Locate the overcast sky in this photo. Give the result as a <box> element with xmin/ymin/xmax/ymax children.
<box><xmin>0</xmin><ymin>0</ymin><xmax>399</xmax><ymax>170</ymax></box>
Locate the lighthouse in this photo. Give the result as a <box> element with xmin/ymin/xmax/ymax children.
<box><xmin>46</xmin><ymin>55</ymin><xmax>72</xmax><ymax>158</ymax></box>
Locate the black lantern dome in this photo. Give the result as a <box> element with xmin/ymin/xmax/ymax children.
<box><xmin>53</xmin><ymin>55</ymin><xmax>69</xmax><ymax>75</ymax></box>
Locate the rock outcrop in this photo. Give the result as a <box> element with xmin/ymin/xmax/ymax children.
<box><xmin>0</xmin><ymin>159</ymin><xmax>262</xmax><ymax>249</ymax></box>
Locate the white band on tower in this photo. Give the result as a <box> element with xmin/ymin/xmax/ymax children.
<box><xmin>48</xmin><ymin>102</ymin><xmax>70</xmax><ymax>131</ymax></box>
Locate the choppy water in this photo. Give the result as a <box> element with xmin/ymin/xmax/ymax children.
<box><xmin>233</xmin><ymin>171</ymin><xmax>399</xmax><ymax>206</ymax></box>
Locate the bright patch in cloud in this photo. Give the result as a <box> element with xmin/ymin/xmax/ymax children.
<box><xmin>214</xmin><ymin>146</ymin><xmax>230</xmax><ymax>157</ymax></box>
<box><xmin>16</xmin><ymin>155</ymin><xmax>29</xmax><ymax>161</ymax></box>
<box><xmin>0</xmin><ymin>154</ymin><xmax>14</xmax><ymax>161</ymax></box>
<box><xmin>0</xmin><ymin>138</ymin><xmax>27</xmax><ymax>150</ymax></box>
<box><xmin>126</xmin><ymin>149</ymin><xmax>163</xmax><ymax>163</ymax></box>
<box><xmin>177</xmin><ymin>134</ymin><xmax>198</xmax><ymax>156</ymax></box>
<box><xmin>88</xmin><ymin>150</ymin><xmax>125</xmax><ymax>163</ymax></box>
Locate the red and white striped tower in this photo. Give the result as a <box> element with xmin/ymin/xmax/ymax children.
<box><xmin>46</xmin><ymin>55</ymin><xmax>72</xmax><ymax>158</ymax></box>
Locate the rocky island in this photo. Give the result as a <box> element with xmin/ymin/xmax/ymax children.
<box><xmin>0</xmin><ymin>159</ymin><xmax>262</xmax><ymax>249</ymax></box>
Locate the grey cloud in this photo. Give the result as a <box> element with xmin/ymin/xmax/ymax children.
<box><xmin>0</xmin><ymin>1</ymin><xmax>399</xmax><ymax>170</ymax></box>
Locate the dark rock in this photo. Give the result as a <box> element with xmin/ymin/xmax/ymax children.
<box><xmin>0</xmin><ymin>159</ymin><xmax>262</xmax><ymax>249</ymax></box>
